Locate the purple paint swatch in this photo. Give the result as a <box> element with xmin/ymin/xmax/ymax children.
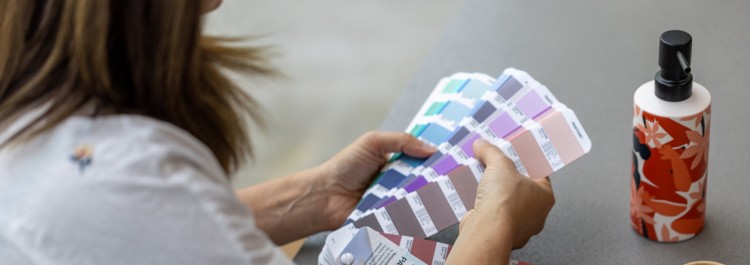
<box><xmin>472</xmin><ymin>103</ymin><xmax>496</xmax><ymax>122</ymax></box>
<box><xmin>487</xmin><ymin>112</ymin><xmax>521</xmax><ymax>138</ymax></box>
<box><xmin>516</xmin><ymin>90</ymin><xmax>550</xmax><ymax>119</ymax></box>
<box><xmin>498</xmin><ymin>77</ymin><xmax>523</xmax><ymax>100</ymax></box>
<box><xmin>458</xmin><ymin>133</ymin><xmax>482</xmax><ymax>158</ymax></box>
<box><xmin>405</xmin><ymin>176</ymin><xmax>429</xmax><ymax>193</ymax></box>
<box><xmin>433</xmin><ymin>156</ymin><xmax>459</xmax><ymax>175</ymax></box>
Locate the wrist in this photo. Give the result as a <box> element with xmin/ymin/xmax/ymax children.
<box><xmin>293</xmin><ymin>166</ymin><xmax>337</xmax><ymax>231</ymax></box>
<box><xmin>450</xmin><ymin>207</ymin><xmax>513</xmax><ymax>264</ymax></box>
<box><xmin>472</xmin><ymin>204</ymin><xmax>515</xmax><ymax>243</ymax></box>
<box><xmin>313</xmin><ymin>162</ymin><xmax>366</xmax><ymax>230</ymax></box>
<box><xmin>300</xmin><ymin>164</ymin><xmax>349</xmax><ymax>231</ymax></box>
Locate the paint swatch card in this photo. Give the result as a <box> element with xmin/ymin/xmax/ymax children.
<box><xmin>319</xmin><ymin>225</ymin><xmax>531</xmax><ymax>265</ymax></box>
<box><xmin>320</xmin><ymin>224</ymin><xmax>361</xmax><ymax>265</ymax></box>
<box><xmin>320</xmin><ymin>226</ymin><xmax>426</xmax><ymax>265</ymax></box>
<box><xmin>379</xmin><ymin>233</ymin><xmax>452</xmax><ymax>265</ymax></box>
<box><xmin>345</xmin><ymin>68</ymin><xmax>591</xmax><ymax>239</ymax></box>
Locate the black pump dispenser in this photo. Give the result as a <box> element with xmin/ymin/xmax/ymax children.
<box><xmin>654</xmin><ymin>30</ymin><xmax>693</xmax><ymax>102</ymax></box>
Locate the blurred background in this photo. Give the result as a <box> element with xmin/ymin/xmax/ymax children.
<box><xmin>205</xmin><ymin>0</ymin><xmax>463</xmax><ymax>187</ymax></box>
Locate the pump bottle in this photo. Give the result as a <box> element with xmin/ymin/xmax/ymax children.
<box><xmin>630</xmin><ymin>30</ymin><xmax>711</xmax><ymax>242</ymax></box>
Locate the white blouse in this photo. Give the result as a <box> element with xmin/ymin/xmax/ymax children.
<box><xmin>0</xmin><ymin>113</ymin><xmax>293</xmax><ymax>265</ymax></box>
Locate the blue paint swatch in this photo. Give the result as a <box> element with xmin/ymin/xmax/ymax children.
<box><xmin>419</xmin><ymin>124</ymin><xmax>453</xmax><ymax>144</ymax></box>
<box><xmin>357</xmin><ymin>193</ymin><xmax>383</xmax><ymax>212</ymax></box>
<box><xmin>461</xmin><ymin>80</ymin><xmax>490</xmax><ymax>99</ymax></box>
<box><xmin>400</xmin><ymin>155</ymin><xmax>425</xmax><ymax>167</ymax></box>
<box><xmin>440</xmin><ymin>102</ymin><xmax>472</xmax><ymax>122</ymax></box>
<box><xmin>378</xmin><ymin>170</ymin><xmax>408</xmax><ymax>189</ymax></box>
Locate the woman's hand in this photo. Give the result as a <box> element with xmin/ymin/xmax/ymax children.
<box><xmin>236</xmin><ymin>131</ymin><xmax>433</xmax><ymax>244</ymax></box>
<box><xmin>467</xmin><ymin>139</ymin><xmax>555</xmax><ymax>248</ymax></box>
<box><xmin>447</xmin><ymin>139</ymin><xmax>555</xmax><ymax>264</ymax></box>
<box><xmin>315</xmin><ymin>131</ymin><xmax>436</xmax><ymax>229</ymax></box>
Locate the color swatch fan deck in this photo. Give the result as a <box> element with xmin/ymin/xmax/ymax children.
<box><xmin>345</xmin><ymin>68</ymin><xmax>592</xmax><ymax>238</ymax></box>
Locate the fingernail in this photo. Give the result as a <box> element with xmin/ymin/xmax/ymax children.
<box><xmin>474</xmin><ymin>139</ymin><xmax>489</xmax><ymax>146</ymax></box>
<box><xmin>422</xmin><ymin>143</ymin><xmax>437</xmax><ymax>152</ymax></box>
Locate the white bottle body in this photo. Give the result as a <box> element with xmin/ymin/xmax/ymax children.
<box><xmin>630</xmin><ymin>81</ymin><xmax>711</xmax><ymax>242</ymax></box>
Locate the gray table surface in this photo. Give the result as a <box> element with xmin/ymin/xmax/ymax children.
<box><xmin>294</xmin><ymin>0</ymin><xmax>750</xmax><ymax>264</ymax></box>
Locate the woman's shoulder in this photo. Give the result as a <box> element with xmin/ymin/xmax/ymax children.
<box><xmin>85</xmin><ymin>114</ymin><xmax>224</xmax><ymax>171</ymax></box>
<box><xmin>17</xmin><ymin>113</ymin><xmax>226</xmax><ymax>179</ymax></box>
<box><xmin>0</xmin><ymin>113</ymin><xmax>234</xmax><ymax>216</ymax></box>
<box><xmin>0</xmin><ymin>114</ymin><xmax>291</xmax><ymax>265</ymax></box>
<box><xmin>0</xmin><ymin>112</ymin><xmax>234</xmax><ymax>203</ymax></box>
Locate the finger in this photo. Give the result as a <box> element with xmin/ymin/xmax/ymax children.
<box><xmin>362</xmin><ymin>131</ymin><xmax>436</xmax><ymax>158</ymax></box>
<box><xmin>538</xmin><ymin>176</ymin><xmax>551</xmax><ymax>186</ymax></box>
<box><xmin>534</xmin><ymin>176</ymin><xmax>553</xmax><ymax>191</ymax></box>
<box><xmin>534</xmin><ymin>177</ymin><xmax>556</xmax><ymax>208</ymax></box>
<box><xmin>472</xmin><ymin>139</ymin><xmax>515</xmax><ymax>172</ymax></box>
<box><xmin>513</xmin><ymin>237</ymin><xmax>530</xmax><ymax>250</ymax></box>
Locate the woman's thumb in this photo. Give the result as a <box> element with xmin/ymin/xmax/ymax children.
<box><xmin>472</xmin><ymin>139</ymin><xmax>515</xmax><ymax>171</ymax></box>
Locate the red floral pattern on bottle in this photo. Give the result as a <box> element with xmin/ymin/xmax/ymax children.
<box><xmin>681</xmin><ymin>131</ymin><xmax>709</xmax><ymax>170</ymax></box>
<box><xmin>636</xmin><ymin>121</ymin><xmax>667</xmax><ymax>148</ymax></box>
<box><xmin>630</xmin><ymin>105</ymin><xmax>710</xmax><ymax>242</ymax></box>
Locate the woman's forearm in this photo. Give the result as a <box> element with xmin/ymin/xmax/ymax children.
<box><xmin>235</xmin><ymin>166</ymin><xmax>330</xmax><ymax>245</ymax></box>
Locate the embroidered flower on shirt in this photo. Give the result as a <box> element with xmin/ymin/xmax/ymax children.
<box><xmin>70</xmin><ymin>144</ymin><xmax>93</xmax><ymax>173</ymax></box>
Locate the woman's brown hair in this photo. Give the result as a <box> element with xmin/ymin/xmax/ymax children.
<box><xmin>0</xmin><ymin>0</ymin><xmax>274</xmax><ymax>173</ymax></box>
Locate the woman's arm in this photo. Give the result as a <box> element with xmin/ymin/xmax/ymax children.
<box><xmin>446</xmin><ymin>139</ymin><xmax>555</xmax><ymax>264</ymax></box>
<box><xmin>235</xmin><ymin>166</ymin><xmax>330</xmax><ymax>245</ymax></box>
<box><xmin>235</xmin><ymin>132</ymin><xmax>436</xmax><ymax>245</ymax></box>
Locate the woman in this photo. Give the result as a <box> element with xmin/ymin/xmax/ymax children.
<box><xmin>0</xmin><ymin>1</ymin><xmax>554</xmax><ymax>264</ymax></box>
